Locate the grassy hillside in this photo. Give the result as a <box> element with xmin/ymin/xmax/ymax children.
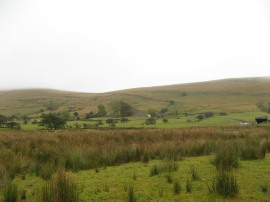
<box><xmin>0</xmin><ymin>77</ymin><xmax>270</xmax><ymax>117</ymax></box>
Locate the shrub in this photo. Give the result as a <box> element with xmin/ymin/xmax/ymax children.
<box><xmin>41</xmin><ymin>169</ymin><xmax>79</xmax><ymax>202</ymax></box>
<box><xmin>4</xmin><ymin>181</ymin><xmax>18</xmax><ymax>202</ymax></box>
<box><xmin>196</xmin><ymin>114</ymin><xmax>205</xmax><ymax>121</ymax></box>
<box><xmin>145</xmin><ymin>118</ymin><xmax>156</xmax><ymax>125</ymax></box>
<box><xmin>162</xmin><ymin>118</ymin><xmax>168</xmax><ymax>123</ymax></box>
<box><xmin>204</xmin><ymin>112</ymin><xmax>214</xmax><ymax>118</ymax></box>
<box><xmin>106</xmin><ymin>119</ymin><xmax>115</xmax><ymax>124</ymax></box>
<box><xmin>209</xmin><ymin>170</ymin><xmax>238</xmax><ymax>198</ymax></box>
<box><xmin>121</xmin><ymin>117</ymin><xmax>129</xmax><ymax>123</ymax></box>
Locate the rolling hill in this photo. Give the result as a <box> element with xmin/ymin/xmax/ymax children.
<box><xmin>0</xmin><ymin>77</ymin><xmax>270</xmax><ymax>117</ymax></box>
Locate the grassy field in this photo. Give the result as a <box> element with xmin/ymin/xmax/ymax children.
<box><xmin>1</xmin><ymin>127</ymin><xmax>270</xmax><ymax>201</ymax></box>
<box><xmin>17</xmin><ymin>110</ymin><xmax>270</xmax><ymax>130</ymax></box>
<box><xmin>6</xmin><ymin>154</ymin><xmax>270</xmax><ymax>202</ymax></box>
<box><xmin>1</xmin><ymin>77</ymin><xmax>270</xmax><ymax>201</ymax></box>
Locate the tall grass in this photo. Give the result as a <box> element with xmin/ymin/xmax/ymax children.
<box><xmin>0</xmin><ymin>127</ymin><xmax>269</xmax><ymax>179</ymax></box>
<box><xmin>3</xmin><ymin>181</ymin><xmax>18</xmax><ymax>202</ymax></box>
<box><xmin>150</xmin><ymin>160</ymin><xmax>179</xmax><ymax>176</ymax></box>
<box><xmin>209</xmin><ymin>169</ymin><xmax>238</xmax><ymax>198</ymax></box>
<box><xmin>212</xmin><ymin>143</ymin><xmax>239</xmax><ymax>170</ymax></box>
<box><xmin>41</xmin><ymin>169</ymin><xmax>79</xmax><ymax>202</ymax></box>
<box><xmin>127</xmin><ymin>184</ymin><xmax>136</xmax><ymax>202</ymax></box>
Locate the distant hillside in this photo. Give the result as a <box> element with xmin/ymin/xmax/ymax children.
<box><xmin>0</xmin><ymin>77</ymin><xmax>270</xmax><ymax>117</ymax></box>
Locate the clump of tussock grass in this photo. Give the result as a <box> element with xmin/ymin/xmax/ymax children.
<box><xmin>133</xmin><ymin>168</ymin><xmax>137</xmax><ymax>180</ymax></box>
<box><xmin>41</xmin><ymin>169</ymin><xmax>79</xmax><ymax>202</ymax></box>
<box><xmin>212</xmin><ymin>143</ymin><xmax>239</xmax><ymax>170</ymax></box>
<box><xmin>190</xmin><ymin>165</ymin><xmax>200</xmax><ymax>180</ymax></box>
<box><xmin>166</xmin><ymin>173</ymin><xmax>173</xmax><ymax>183</ymax></box>
<box><xmin>186</xmin><ymin>179</ymin><xmax>192</xmax><ymax>193</ymax></box>
<box><xmin>208</xmin><ymin>169</ymin><xmax>238</xmax><ymax>198</ymax></box>
<box><xmin>127</xmin><ymin>184</ymin><xmax>137</xmax><ymax>202</ymax></box>
<box><xmin>150</xmin><ymin>164</ymin><xmax>160</xmax><ymax>176</ymax></box>
<box><xmin>259</xmin><ymin>183</ymin><xmax>268</xmax><ymax>193</ymax></box>
<box><xmin>150</xmin><ymin>160</ymin><xmax>179</xmax><ymax>176</ymax></box>
<box><xmin>173</xmin><ymin>180</ymin><xmax>181</xmax><ymax>195</ymax></box>
<box><xmin>4</xmin><ymin>181</ymin><xmax>18</xmax><ymax>202</ymax></box>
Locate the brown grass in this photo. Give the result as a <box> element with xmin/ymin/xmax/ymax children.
<box><xmin>0</xmin><ymin>127</ymin><xmax>270</xmax><ymax>179</ymax></box>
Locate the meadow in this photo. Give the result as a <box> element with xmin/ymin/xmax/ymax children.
<box><xmin>1</xmin><ymin>127</ymin><xmax>270</xmax><ymax>201</ymax></box>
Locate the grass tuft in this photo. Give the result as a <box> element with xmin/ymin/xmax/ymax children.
<box><xmin>4</xmin><ymin>181</ymin><xmax>18</xmax><ymax>202</ymax></box>
<box><xmin>209</xmin><ymin>169</ymin><xmax>238</xmax><ymax>198</ymax></box>
<box><xmin>173</xmin><ymin>180</ymin><xmax>181</xmax><ymax>195</ymax></box>
<box><xmin>41</xmin><ymin>169</ymin><xmax>79</xmax><ymax>202</ymax></box>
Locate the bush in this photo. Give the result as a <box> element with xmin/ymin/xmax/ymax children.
<box><xmin>106</xmin><ymin>119</ymin><xmax>115</xmax><ymax>124</ymax></box>
<box><xmin>41</xmin><ymin>169</ymin><xmax>79</xmax><ymax>202</ymax></box>
<box><xmin>204</xmin><ymin>112</ymin><xmax>214</xmax><ymax>118</ymax></box>
<box><xmin>162</xmin><ymin>118</ymin><xmax>168</xmax><ymax>123</ymax></box>
<box><xmin>121</xmin><ymin>117</ymin><xmax>129</xmax><ymax>123</ymax></box>
<box><xmin>145</xmin><ymin>118</ymin><xmax>156</xmax><ymax>125</ymax></box>
<box><xmin>196</xmin><ymin>114</ymin><xmax>205</xmax><ymax>121</ymax></box>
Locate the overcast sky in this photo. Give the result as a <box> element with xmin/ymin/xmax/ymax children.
<box><xmin>0</xmin><ymin>0</ymin><xmax>270</xmax><ymax>93</ymax></box>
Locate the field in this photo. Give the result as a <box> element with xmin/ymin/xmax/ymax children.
<box><xmin>1</xmin><ymin>77</ymin><xmax>270</xmax><ymax>201</ymax></box>
<box><xmin>1</xmin><ymin>127</ymin><xmax>270</xmax><ymax>201</ymax></box>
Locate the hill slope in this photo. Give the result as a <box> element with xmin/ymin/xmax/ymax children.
<box><xmin>0</xmin><ymin>77</ymin><xmax>270</xmax><ymax>117</ymax></box>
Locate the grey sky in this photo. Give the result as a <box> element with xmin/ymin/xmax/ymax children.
<box><xmin>0</xmin><ymin>0</ymin><xmax>270</xmax><ymax>93</ymax></box>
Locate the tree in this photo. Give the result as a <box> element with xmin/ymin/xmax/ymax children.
<box><xmin>97</xmin><ymin>104</ymin><xmax>107</xmax><ymax>117</ymax></box>
<box><xmin>147</xmin><ymin>108</ymin><xmax>158</xmax><ymax>118</ymax></box>
<box><xmin>110</xmin><ymin>101</ymin><xmax>134</xmax><ymax>117</ymax></box>
<box><xmin>0</xmin><ymin>114</ymin><xmax>8</xmax><ymax>127</ymax></box>
<box><xmin>6</xmin><ymin>122</ymin><xmax>21</xmax><ymax>130</ymax></box>
<box><xmin>85</xmin><ymin>111</ymin><xmax>94</xmax><ymax>119</ymax></box>
<box><xmin>61</xmin><ymin>111</ymin><xmax>70</xmax><ymax>122</ymax></box>
<box><xmin>39</xmin><ymin>113</ymin><xmax>67</xmax><ymax>130</ymax></box>
<box><xmin>21</xmin><ymin>115</ymin><xmax>29</xmax><ymax>125</ymax></box>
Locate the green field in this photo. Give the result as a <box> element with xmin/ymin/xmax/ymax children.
<box><xmin>3</xmin><ymin>154</ymin><xmax>270</xmax><ymax>202</ymax></box>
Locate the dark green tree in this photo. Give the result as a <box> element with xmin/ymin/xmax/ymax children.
<box><xmin>39</xmin><ymin>113</ymin><xmax>67</xmax><ymax>130</ymax></box>
<box><xmin>0</xmin><ymin>114</ymin><xmax>8</xmax><ymax>127</ymax></box>
<box><xmin>97</xmin><ymin>104</ymin><xmax>107</xmax><ymax>117</ymax></box>
<box><xmin>110</xmin><ymin>101</ymin><xmax>134</xmax><ymax>117</ymax></box>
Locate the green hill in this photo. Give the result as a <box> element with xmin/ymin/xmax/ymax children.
<box><xmin>0</xmin><ymin>77</ymin><xmax>270</xmax><ymax>118</ymax></box>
